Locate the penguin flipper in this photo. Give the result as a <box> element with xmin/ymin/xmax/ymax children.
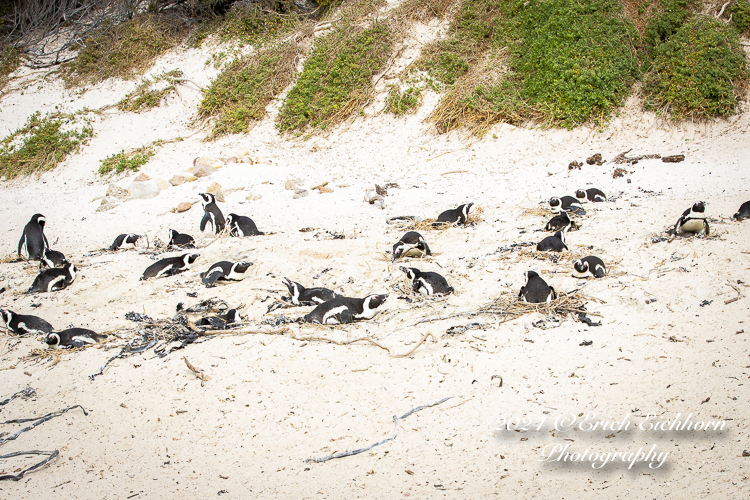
<box><xmin>704</xmin><ymin>220</ymin><xmax>710</xmax><ymax>236</ymax></box>
<box><xmin>337</xmin><ymin>310</ymin><xmax>354</xmax><ymax>324</ymax></box>
<box><xmin>200</xmin><ymin>213</ymin><xmax>210</xmax><ymax>232</ymax></box>
<box><xmin>43</xmin><ymin>233</ymin><xmax>49</xmax><ymax>249</ymax></box>
<box><xmin>422</xmin><ymin>241</ymin><xmax>431</xmax><ymax>256</ymax></box>
<box><xmin>202</xmin><ymin>271</ymin><xmax>224</xmax><ymax>287</ymax></box>
<box><xmin>18</xmin><ymin>235</ymin><xmax>27</xmax><ymax>259</ymax></box>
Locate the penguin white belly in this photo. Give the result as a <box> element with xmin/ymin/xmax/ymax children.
<box><xmin>323</xmin><ymin>306</ymin><xmax>348</xmax><ymax>324</ymax></box>
<box><xmin>47</xmin><ymin>276</ymin><xmax>65</xmax><ymax>292</ymax></box>
<box><xmin>417</xmin><ymin>278</ymin><xmax>433</xmax><ymax>295</ymax></box>
<box><xmin>71</xmin><ymin>335</ymin><xmax>97</xmax><ymax>345</ymax></box>
<box><xmin>225</xmin><ymin>269</ymin><xmax>246</xmax><ymax>281</ymax></box>
<box><xmin>679</xmin><ymin>218</ymin><xmax>706</xmax><ymax>234</ymax></box>
<box><xmin>155</xmin><ymin>265</ymin><xmax>176</xmax><ymax>279</ymax></box>
<box><xmin>354</xmin><ymin>307</ymin><xmax>379</xmax><ymax>320</ymax></box>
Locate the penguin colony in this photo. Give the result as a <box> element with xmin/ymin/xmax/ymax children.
<box><xmin>2</xmin><ymin>182</ymin><xmax>747</xmax><ymax>345</ymax></box>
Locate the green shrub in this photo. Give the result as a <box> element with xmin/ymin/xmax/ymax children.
<box><xmin>0</xmin><ymin>112</ymin><xmax>93</xmax><ymax>179</ymax></box>
<box><xmin>643</xmin><ymin>16</ymin><xmax>748</xmax><ymax>120</ymax></box>
<box><xmin>643</xmin><ymin>0</ymin><xmax>695</xmax><ymax>57</ymax></box>
<box><xmin>200</xmin><ymin>41</ymin><xmax>301</xmax><ymax>137</ymax></box>
<box><xmin>729</xmin><ymin>0</ymin><xmax>750</xmax><ymax>34</ymax></box>
<box><xmin>385</xmin><ymin>85</ymin><xmax>422</xmax><ymax>115</ymax></box>
<box><xmin>277</xmin><ymin>23</ymin><xmax>394</xmax><ymax>132</ymax></box>
<box><xmin>117</xmin><ymin>70</ymin><xmax>184</xmax><ymax>112</ymax></box>
<box><xmin>0</xmin><ymin>46</ymin><xmax>20</xmax><ymax>90</ymax></box>
<box><xmin>98</xmin><ymin>146</ymin><xmax>155</xmax><ymax>176</ymax></box>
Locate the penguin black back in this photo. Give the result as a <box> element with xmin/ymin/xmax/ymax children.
<box><xmin>1</xmin><ymin>309</ymin><xmax>54</xmax><ymax>335</ymax></box>
<box><xmin>519</xmin><ymin>271</ymin><xmax>556</xmax><ymax>303</ymax></box>
<box><xmin>40</xmin><ymin>248</ymin><xmax>68</xmax><ymax>269</ymax></box>
<box><xmin>168</xmin><ymin>229</ymin><xmax>195</xmax><ymax>248</ymax></box>
<box><xmin>734</xmin><ymin>201</ymin><xmax>750</xmax><ymax>221</ymax></box>
<box><xmin>199</xmin><ymin>193</ymin><xmax>225</xmax><ymax>234</ymax></box>
<box><xmin>109</xmin><ymin>233</ymin><xmax>141</xmax><ymax>251</ymax></box>
<box><xmin>282</xmin><ymin>278</ymin><xmax>338</xmax><ymax>305</ymax></box>
<box><xmin>575</xmin><ymin>188</ymin><xmax>606</xmax><ymax>203</ymax></box>
<box><xmin>18</xmin><ymin>214</ymin><xmax>49</xmax><ymax>261</ymax></box>
<box><xmin>200</xmin><ymin>261</ymin><xmax>253</xmax><ymax>287</ymax></box>
<box><xmin>400</xmin><ymin>267</ymin><xmax>453</xmax><ymax>295</ymax></box>
<box><xmin>544</xmin><ymin>211</ymin><xmax>574</xmax><ymax>232</ymax></box>
<box><xmin>27</xmin><ymin>262</ymin><xmax>77</xmax><ymax>293</ymax></box>
<box><xmin>45</xmin><ymin>328</ymin><xmax>107</xmax><ymax>348</ymax></box>
<box><xmin>392</xmin><ymin>231</ymin><xmax>431</xmax><ymax>262</ymax></box>
<box><xmin>304</xmin><ymin>294</ymin><xmax>388</xmax><ymax>324</ymax></box>
<box><xmin>436</xmin><ymin>203</ymin><xmax>473</xmax><ymax>225</ymax></box>
<box><xmin>226</xmin><ymin>213</ymin><xmax>263</xmax><ymax>237</ymax></box>
<box><xmin>573</xmin><ymin>256</ymin><xmax>606</xmax><ymax>278</ymax></box>
<box><xmin>141</xmin><ymin>253</ymin><xmax>199</xmax><ymax>280</ymax></box>
<box><xmin>536</xmin><ymin>231</ymin><xmax>568</xmax><ymax>252</ymax></box>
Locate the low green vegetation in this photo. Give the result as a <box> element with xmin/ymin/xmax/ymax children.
<box><xmin>386</xmin><ymin>84</ymin><xmax>423</xmax><ymax>115</ymax></box>
<box><xmin>200</xmin><ymin>41</ymin><xmax>301</xmax><ymax>137</ymax></box>
<box><xmin>277</xmin><ymin>22</ymin><xmax>394</xmax><ymax>133</ymax></box>
<box><xmin>0</xmin><ymin>112</ymin><xmax>93</xmax><ymax>179</ymax></box>
<box><xmin>729</xmin><ymin>0</ymin><xmax>750</xmax><ymax>34</ymax></box>
<box><xmin>0</xmin><ymin>46</ymin><xmax>20</xmax><ymax>91</ymax></box>
<box><xmin>117</xmin><ymin>70</ymin><xmax>185</xmax><ymax>112</ymax></box>
<box><xmin>98</xmin><ymin>145</ymin><xmax>155</xmax><ymax>176</ymax></box>
<box><xmin>643</xmin><ymin>16</ymin><xmax>748</xmax><ymax>120</ymax></box>
<box><xmin>62</xmin><ymin>15</ymin><xmax>184</xmax><ymax>87</ymax></box>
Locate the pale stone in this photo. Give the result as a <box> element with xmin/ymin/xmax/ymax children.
<box><xmin>225</xmin><ymin>157</ymin><xmax>238</xmax><ymax>165</ymax></box>
<box><xmin>96</xmin><ymin>197</ymin><xmax>119</xmax><ymax>212</ymax></box>
<box><xmin>155</xmin><ymin>178</ymin><xmax>170</xmax><ymax>191</ymax></box>
<box><xmin>176</xmin><ymin>202</ymin><xmax>192</xmax><ymax>213</ymax></box>
<box><xmin>186</xmin><ymin>175</ymin><xmax>198</xmax><ymax>182</ymax></box>
<box><xmin>133</xmin><ymin>172</ymin><xmax>150</xmax><ymax>182</ymax></box>
<box><xmin>285</xmin><ymin>178</ymin><xmax>303</xmax><ymax>190</ymax></box>
<box><xmin>246</xmin><ymin>192</ymin><xmax>262</xmax><ymax>201</ymax></box>
<box><xmin>293</xmin><ymin>188</ymin><xmax>309</xmax><ymax>199</ymax></box>
<box><xmin>106</xmin><ymin>183</ymin><xmax>130</xmax><ymax>200</ymax></box>
<box><xmin>169</xmin><ymin>175</ymin><xmax>186</xmax><ymax>186</ymax></box>
<box><xmin>129</xmin><ymin>180</ymin><xmax>160</xmax><ymax>199</ymax></box>
<box><xmin>318</xmin><ymin>186</ymin><xmax>333</xmax><ymax>194</ymax></box>
<box><xmin>207</xmin><ymin>182</ymin><xmax>225</xmax><ymax>203</ymax></box>
<box><xmin>310</xmin><ymin>181</ymin><xmax>329</xmax><ymax>190</ymax></box>
<box><xmin>193</xmin><ymin>163</ymin><xmax>215</xmax><ymax>178</ymax></box>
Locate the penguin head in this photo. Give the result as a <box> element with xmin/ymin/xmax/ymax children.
<box><xmin>392</xmin><ymin>241</ymin><xmax>406</xmax><ymax>262</ymax></box>
<box><xmin>65</xmin><ymin>262</ymin><xmax>77</xmax><ymax>279</ymax></box>
<box><xmin>224</xmin><ymin>308</ymin><xmax>241</xmax><ymax>323</ymax></box>
<box><xmin>126</xmin><ymin>234</ymin><xmax>141</xmax><ymax>245</ymax></box>
<box><xmin>524</xmin><ymin>270</ymin><xmax>540</xmax><ymax>284</ymax></box>
<box><xmin>200</xmin><ymin>193</ymin><xmax>216</xmax><ymax>206</ymax></box>
<box><xmin>574</xmin><ymin>259</ymin><xmax>588</xmax><ymax>274</ymax></box>
<box><xmin>233</xmin><ymin>261</ymin><xmax>253</xmax><ymax>273</ymax></box>
<box><xmin>460</xmin><ymin>203</ymin><xmax>474</xmax><ymax>221</ymax></box>
<box><xmin>0</xmin><ymin>309</ymin><xmax>12</xmax><ymax>326</ymax></box>
<box><xmin>692</xmin><ymin>201</ymin><xmax>706</xmax><ymax>214</ymax></box>
<box><xmin>168</xmin><ymin>229</ymin><xmax>177</xmax><ymax>242</ymax></box>
<box><xmin>399</xmin><ymin>266</ymin><xmax>417</xmax><ymax>280</ymax></box>
<box><xmin>363</xmin><ymin>294</ymin><xmax>388</xmax><ymax>311</ymax></box>
<box><xmin>226</xmin><ymin>214</ymin><xmax>235</xmax><ymax>226</ymax></box>
<box><xmin>549</xmin><ymin>198</ymin><xmax>561</xmax><ymax>212</ymax></box>
<box><xmin>44</xmin><ymin>332</ymin><xmax>61</xmax><ymax>347</ymax></box>
<box><xmin>31</xmin><ymin>214</ymin><xmax>46</xmax><ymax>228</ymax></box>
<box><xmin>575</xmin><ymin>190</ymin><xmax>586</xmax><ymax>201</ymax></box>
<box><xmin>184</xmin><ymin>253</ymin><xmax>200</xmax><ymax>265</ymax></box>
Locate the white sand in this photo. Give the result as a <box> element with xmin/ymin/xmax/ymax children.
<box><xmin>1</xmin><ymin>23</ymin><xmax>749</xmax><ymax>498</ymax></box>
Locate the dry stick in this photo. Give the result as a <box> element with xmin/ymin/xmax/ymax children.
<box><xmin>425</xmin><ymin>142</ymin><xmax>474</xmax><ymax>162</ymax></box>
<box><xmin>0</xmin><ymin>450</ymin><xmax>59</xmax><ymax>481</ymax></box>
<box><xmin>0</xmin><ymin>405</ymin><xmax>87</xmax><ymax>445</ymax></box>
<box><xmin>304</xmin><ymin>396</ymin><xmax>456</xmax><ymax>463</ymax></box>
<box><xmin>724</xmin><ymin>282</ymin><xmax>745</xmax><ymax>304</ymax></box>
<box><xmin>0</xmin><ymin>386</ymin><xmax>35</xmax><ymax>407</ymax></box>
<box><xmin>182</xmin><ymin>356</ymin><xmax>209</xmax><ymax>386</ymax></box>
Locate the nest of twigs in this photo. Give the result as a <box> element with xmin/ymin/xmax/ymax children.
<box><xmin>473</xmin><ymin>289</ymin><xmax>601</xmax><ymax>326</ymax></box>
<box><xmin>519</xmin><ymin>206</ymin><xmax>552</xmax><ymax>218</ymax></box>
<box><xmin>495</xmin><ymin>246</ymin><xmax>592</xmax><ymax>264</ymax></box>
<box><xmin>387</xmin><ymin>206</ymin><xmax>485</xmax><ymax>231</ymax></box>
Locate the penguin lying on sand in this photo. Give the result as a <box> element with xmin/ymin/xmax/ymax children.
<box><xmin>109</xmin><ymin>233</ymin><xmax>141</xmax><ymax>251</ymax></box>
<box><xmin>573</xmin><ymin>256</ymin><xmax>606</xmax><ymax>278</ymax></box>
<box><xmin>195</xmin><ymin>308</ymin><xmax>241</xmax><ymax>329</ymax></box>
<box><xmin>400</xmin><ymin>267</ymin><xmax>453</xmax><ymax>296</ymax></box>
<box><xmin>392</xmin><ymin>231</ymin><xmax>431</xmax><ymax>262</ymax></box>
<box><xmin>168</xmin><ymin>229</ymin><xmax>195</xmax><ymax>248</ymax></box>
<box><xmin>282</xmin><ymin>278</ymin><xmax>338</xmax><ymax>306</ymax></box>
<box><xmin>27</xmin><ymin>262</ymin><xmax>77</xmax><ymax>293</ymax></box>
<box><xmin>544</xmin><ymin>211</ymin><xmax>578</xmax><ymax>232</ymax></box>
<box><xmin>575</xmin><ymin>188</ymin><xmax>606</xmax><ymax>203</ymax></box>
<box><xmin>1</xmin><ymin>309</ymin><xmax>53</xmax><ymax>335</ymax></box>
<box><xmin>18</xmin><ymin>214</ymin><xmax>49</xmax><ymax>261</ymax></box>
<box><xmin>226</xmin><ymin>214</ymin><xmax>263</xmax><ymax>237</ymax></box>
<box><xmin>734</xmin><ymin>201</ymin><xmax>750</xmax><ymax>221</ymax></box>
<box><xmin>519</xmin><ymin>271</ymin><xmax>556</xmax><ymax>303</ymax></box>
<box><xmin>200</xmin><ymin>261</ymin><xmax>252</xmax><ymax>287</ymax></box>
<box><xmin>549</xmin><ymin>196</ymin><xmax>585</xmax><ymax>216</ymax></box>
<box><xmin>537</xmin><ymin>231</ymin><xmax>568</xmax><ymax>252</ymax></box>
<box><xmin>436</xmin><ymin>203</ymin><xmax>473</xmax><ymax>225</ymax></box>
<box><xmin>674</xmin><ymin>201</ymin><xmax>709</xmax><ymax>236</ymax></box>
<box><xmin>40</xmin><ymin>248</ymin><xmax>68</xmax><ymax>269</ymax></box>
<box><xmin>141</xmin><ymin>253</ymin><xmax>199</xmax><ymax>280</ymax></box>
<box><xmin>199</xmin><ymin>193</ymin><xmax>225</xmax><ymax>234</ymax></box>
<box><xmin>45</xmin><ymin>328</ymin><xmax>107</xmax><ymax>348</ymax></box>
<box><xmin>304</xmin><ymin>294</ymin><xmax>388</xmax><ymax>324</ymax></box>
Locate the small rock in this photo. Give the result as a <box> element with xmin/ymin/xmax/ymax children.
<box><xmin>364</xmin><ymin>190</ymin><xmax>385</xmax><ymax>209</ymax></box>
<box><xmin>310</xmin><ymin>138</ymin><xmax>329</xmax><ymax>152</ymax></box>
<box><xmin>176</xmin><ymin>202</ymin><xmax>192</xmax><ymax>213</ymax></box>
<box><xmin>193</xmin><ymin>157</ymin><xmax>222</xmax><ymax>177</ymax></box>
<box><xmin>285</xmin><ymin>179</ymin><xmax>303</xmax><ymax>191</ymax></box>
<box><xmin>186</xmin><ymin>175</ymin><xmax>198</xmax><ymax>182</ymax></box>
<box><xmin>106</xmin><ymin>183</ymin><xmax>130</xmax><ymax>200</ymax></box>
<box><xmin>170</xmin><ymin>175</ymin><xmax>186</xmax><ymax>186</ymax></box>
<box><xmin>310</xmin><ymin>181</ymin><xmax>329</xmax><ymax>190</ymax></box>
<box><xmin>662</xmin><ymin>154</ymin><xmax>685</xmax><ymax>163</ymax></box>
<box><xmin>155</xmin><ymin>178</ymin><xmax>170</xmax><ymax>191</ymax></box>
<box><xmin>225</xmin><ymin>157</ymin><xmax>238</xmax><ymax>165</ymax></box>
<box><xmin>207</xmin><ymin>182</ymin><xmax>225</xmax><ymax>203</ymax></box>
<box><xmin>133</xmin><ymin>172</ymin><xmax>150</xmax><ymax>182</ymax></box>
<box><xmin>129</xmin><ymin>179</ymin><xmax>160</xmax><ymax>199</ymax></box>
<box><xmin>318</xmin><ymin>186</ymin><xmax>333</xmax><ymax>194</ymax></box>
<box><xmin>293</xmin><ymin>188</ymin><xmax>309</xmax><ymax>199</ymax></box>
<box><xmin>96</xmin><ymin>197</ymin><xmax>119</xmax><ymax>212</ymax></box>
<box><xmin>246</xmin><ymin>192</ymin><xmax>262</xmax><ymax>201</ymax></box>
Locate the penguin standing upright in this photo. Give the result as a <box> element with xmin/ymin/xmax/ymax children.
<box><xmin>40</xmin><ymin>248</ymin><xmax>68</xmax><ymax>269</ymax></box>
<box><xmin>573</xmin><ymin>256</ymin><xmax>606</xmax><ymax>278</ymax></box>
<box><xmin>199</xmin><ymin>193</ymin><xmax>225</xmax><ymax>234</ymax></box>
<box><xmin>226</xmin><ymin>214</ymin><xmax>263</xmax><ymax>236</ymax></box>
<box><xmin>536</xmin><ymin>231</ymin><xmax>568</xmax><ymax>252</ymax></box>
<box><xmin>392</xmin><ymin>231</ymin><xmax>431</xmax><ymax>262</ymax></box>
<box><xmin>141</xmin><ymin>253</ymin><xmax>200</xmax><ymax>280</ymax></box>
<box><xmin>200</xmin><ymin>261</ymin><xmax>253</xmax><ymax>287</ymax></box>
<box><xmin>519</xmin><ymin>271</ymin><xmax>556</xmax><ymax>303</ymax></box>
<box><xmin>18</xmin><ymin>214</ymin><xmax>49</xmax><ymax>261</ymax></box>
<box><xmin>45</xmin><ymin>328</ymin><xmax>107</xmax><ymax>348</ymax></box>
<box><xmin>304</xmin><ymin>294</ymin><xmax>388</xmax><ymax>324</ymax></box>
<box><xmin>1</xmin><ymin>309</ymin><xmax>54</xmax><ymax>335</ymax></box>
<box><xmin>400</xmin><ymin>267</ymin><xmax>453</xmax><ymax>295</ymax></box>
<box><xmin>109</xmin><ymin>233</ymin><xmax>141</xmax><ymax>251</ymax></box>
<box><xmin>168</xmin><ymin>229</ymin><xmax>195</xmax><ymax>248</ymax></box>
<box><xmin>674</xmin><ymin>201</ymin><xmax>709</xmax><ymax>236</ymax></box>
<box><xmin>436</xmin><ymin>203</ymin><xmax>473</xmax><ymax>225</ymax></box>
<box><xmin>27</xmin><ymin>262</ymin><xmax>77</xmax><ymax>293</ymax></box>
<box><xmin>282</xmin><ymin>278</ymin><xmax>338</xmax><ymax>305</ymax></box>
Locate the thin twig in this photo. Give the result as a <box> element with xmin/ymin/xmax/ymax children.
<box><xmin>0</xmin><ymin>450</ymin><xmax>59</xmax><ymax>481</ymax></box>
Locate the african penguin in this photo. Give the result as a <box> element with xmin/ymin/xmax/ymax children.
<box><xmin>400</xmin><ymin>267</ymin><xmax>453</xmax><ymax>296</ymax></box>
<box><xmin>40</xmin><ymin>248</ymin><xmax>68</xmax><ymax>269</ymax></box>
<box><xmin>226</xmin><ymin>213</ymin><xmax>263</xmax><ymax>237</ymax></box>
<box><xmin>27</xmin><ymin>262</ymin><xmax>77</xmax><ymax>294</ymax></box>
<box><xmin>575</xmin><ymin>188</ymin><xmax>606</xmax><ymax>203</ymax></box>
<box><xmin>109</xmin><ymin>233</ymin><xmax>141</xmax><ymax>251</ymax></box>
<box><xmin>195</xmin><ymin>308</ymin><xmax>242</xmax><ymax>329</ymax></box>
<box><xmin>282</xmin><ymin>278</ymin><xmax>338</xmax><ymax>306</ymax></box>
<box><xmin>536</xmin><ymin>230</ymin><xmax>568</xmax><ymax>252</ymax></box>
<box><xmin>199</xmin><ymin>193</ymin><xmax>225</xmax><ymax>234</ymax></box>
<box><xmin>304</xmin><ymin>294</ymin><xmax>388</xmax><ymax>325</ymax></box>
<box><xmin>518</xmin><ymin>271</ymin><xmax>556</xmax><ymax>303</ymax></box>
<box><xmin>549</xmin><ymin>196</ymin><xmax>583</xmax><ymax>214</ymax></box>
<box><xmin>573</xmin><ymin>256</ymin><xmax>606</xmax><ymax>278</ymax></box>
<box><xmin>141</xmin><ymin>253</ymin><xmax>199</xmax><ymax>281</ymax></box>
<box><xmin>436</xmin><ymin>203</ymin><xmax>474</xmax><ymax>225</ymax></box>
<box><xmin>392</xmin><ymin>231</ymin><xmax>431</xmax><ymax>262</ymax></box>
<box><xmin>733</xmin><ymin>201</ymin><xmax>750</xmax><ymax>221</ymax></box>
<box><xmin>1</xmin><ymin>309</ymin><xmax>53</xmax><ymax>336</ymax></box>
<box><xmin>168</xmin><ymin>229</ymin><xmax>195</xmax><ymax>248</ymax></box>
<box><xmin>200</xmin><ymin>261</ymin><xmax>253</xmax><ymax>287</ymax></box>
<box><xmin>18</xmin><ymin>214</ymin><xmax>49</xmax><ymax>261</ymax></box>
<box><xmin>674</xmin><ymin>201</ymin><xmax>709</xmax><ymax>236</ymax></box>
<box><xmin>45</xmin><ymin>328</ymin><xmax>107</xmax><ymax>348</ymax></box>
<box><xmin>544</xmin><ymin>211</ymin><xmax>577</xmax><ymax>232</ymax></box>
